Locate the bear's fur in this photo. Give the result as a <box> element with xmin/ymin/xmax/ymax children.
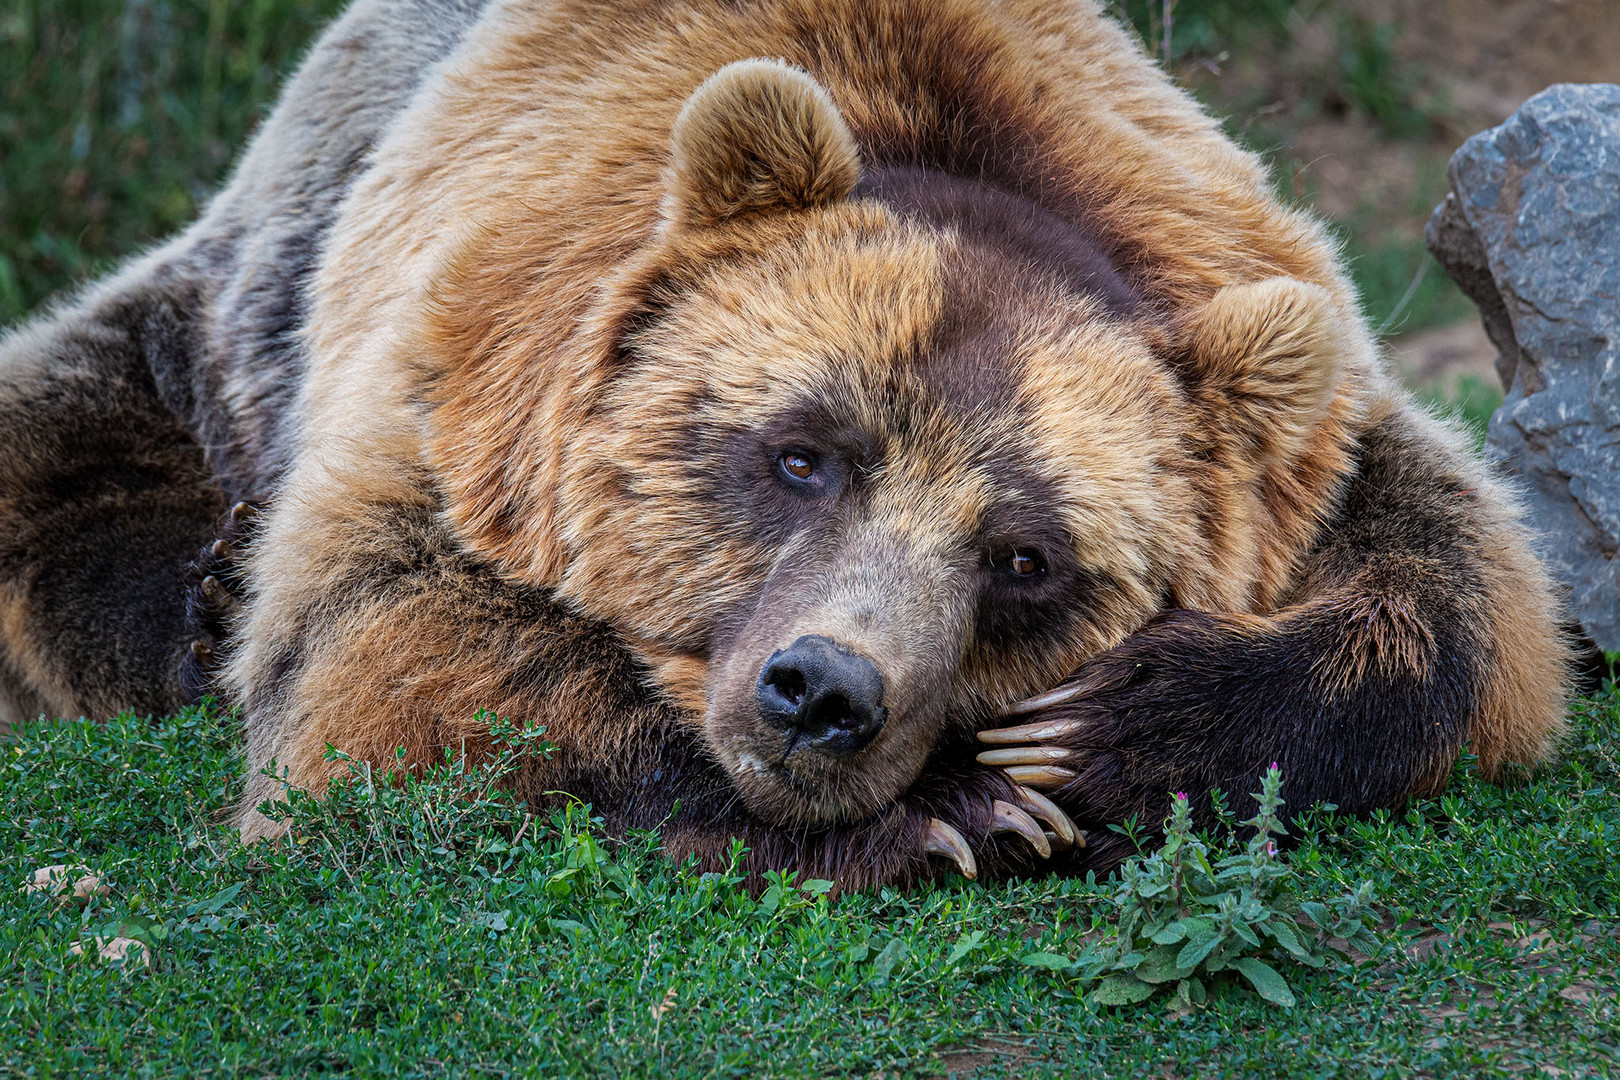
<box><xmin>0</xmin><ymin>0</ymin><xmax>493</xmax><ymax>728</ymax></box>
<box><xmin>0</xmin><ymin>0</ymin><xmax>1570</xmax><ymax>884</ymax></box>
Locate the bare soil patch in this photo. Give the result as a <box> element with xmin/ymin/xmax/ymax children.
<box><xmin>1181</xmin><ymin>0</ymin><xmax>1620</xmax><ymax>393</ymax></box>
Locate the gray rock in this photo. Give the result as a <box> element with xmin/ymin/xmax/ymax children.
<box><xmin>1427</xmin><ymin>83</ymin><xmax>1620</xmax><ymax>652</ymax></box>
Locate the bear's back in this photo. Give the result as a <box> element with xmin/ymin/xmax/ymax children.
<box><xmin>150</xmin><ymin>0</ymin><xmax>493</xmax><ymax>501</ymax></box>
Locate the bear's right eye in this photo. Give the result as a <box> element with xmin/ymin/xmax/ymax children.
<box><xmin>778</xmin><ymin>451</ymin><xmax>817</xmax><ymax>483</ymax></box>
<box><xmin>986</xmin><ymin>544</ymin><xmax>1048</xmax><ymax>580</ymax></box>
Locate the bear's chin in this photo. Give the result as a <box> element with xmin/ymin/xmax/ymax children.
<box><xmin>707</xmin><ymin>716</ymin><xmax>929</xmax><ymax>828</ymax></box>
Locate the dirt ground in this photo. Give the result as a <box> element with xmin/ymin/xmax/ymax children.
<box><xmin>1184</xmin><ymin>0</ymin><xmax>1620</xmax><ymax>392</ymax></box>
<box><xmin>1384</xmin><ymin>0</ymin><xmax>1620</xmax><ymax>127</ymax></box>
<box><xmin>1386</xmin><ymin>319</ymin><xmax>1496</xmax><ymax>393</ymax></box>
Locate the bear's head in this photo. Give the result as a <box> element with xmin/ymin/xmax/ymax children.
<box><xmin>430</xmin><ymin>60</ymin><xmax>1355</xmax><ymax>828</ymax></box>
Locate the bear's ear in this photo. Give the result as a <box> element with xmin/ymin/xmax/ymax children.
<box><xmin>662</xmin><ymin>59</ymin><xmax>862</xmax><ymax>230</ymax></box>
<box><xmin>1178</xmin><ymin>277</ymin><xmax>1347</xmax><ymax>464</ymax></box>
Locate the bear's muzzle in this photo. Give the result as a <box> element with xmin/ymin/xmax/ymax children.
<box><xmin>756</xmin><ymin>634</ymin><xmax>888</xmax><ymax>757</ymax></box>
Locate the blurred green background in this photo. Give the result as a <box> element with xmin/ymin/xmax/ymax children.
<box><xmin>5</xmin><ymin>0</ymin><xmax>1618</xmax><ymax>433</ymax></box>
<box><xmin>0</xmin><ymin>0</ymin><xmax>344</xmax><ymax>320</ymax></box>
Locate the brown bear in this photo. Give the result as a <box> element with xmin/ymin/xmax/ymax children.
<box><xmin>0</xmin><ymin>0</ymin><xmax>1570</xmax><ymax>884</ymax></box>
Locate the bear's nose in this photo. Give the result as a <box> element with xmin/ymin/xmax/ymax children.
<box><xmin>756</xmin><ymin>634</ymin><xmax>887</xmax><ymax>756</ymax></box>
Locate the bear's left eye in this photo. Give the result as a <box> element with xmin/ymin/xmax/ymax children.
<box><xmin>778</xmin><ymin>451</ymin><xmax>817</xmax><ymax>483</ymax></box>
<box><xmin>1009</xmin><ymin>551</ymin><xmax>1042</xmax><ymax>575</ymax></box>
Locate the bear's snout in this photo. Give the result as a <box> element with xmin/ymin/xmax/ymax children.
<box><xmin>756</xmin><ymin>635</ymin><xmax>887</xmax><ymax>757</ymax></box>
<box><xmin>704</xmin><ymin>535</ymin><xmax>970</xmax><ymax>824</ymax></box>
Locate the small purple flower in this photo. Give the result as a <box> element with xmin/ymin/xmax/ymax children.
<box><xmin>1174</xmin><ymin>791</ymin><xmax>1188</xmax><ymax>802</ymax></box>
<box><xmin>1269</xmin><ymin>761</ymin><xmax>1279</xmax><ymax>771</ymax></box>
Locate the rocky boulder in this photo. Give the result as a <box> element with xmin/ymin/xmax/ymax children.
<box><xmin>1427</xmin><ymin>82</ymin><xmax>1620</xmax><ymax>653</ymax></box>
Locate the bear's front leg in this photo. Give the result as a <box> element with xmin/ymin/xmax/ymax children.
<box><xmin>975</xmin><ymin>409</ymin><xmax>1569</xmax><ymax>872</ymax></box>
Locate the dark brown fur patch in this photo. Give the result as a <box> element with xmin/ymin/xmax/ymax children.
<box><xmin>0</xmin><ymin>280</ymin><xmax>225</xmax><ymax>723</ymax></box>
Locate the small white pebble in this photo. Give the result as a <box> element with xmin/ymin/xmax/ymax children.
<box><xmin>20</xmin><ymin>864</ymin><xmax>108</xmax><ymax>906</ymax></box>
<box><xmin>69</xmin><ymin>936</ymin><xmax>150</xmax><ymax>968</ymax></box>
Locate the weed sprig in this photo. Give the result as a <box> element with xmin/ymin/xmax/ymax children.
<box><xmin>1025</xmin><ymin>766</ymin><xmax>1383</xmax><ymax>1010</ymax></box>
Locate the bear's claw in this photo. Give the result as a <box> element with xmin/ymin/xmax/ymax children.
<box><xmin>1002</xmin><ymin>676</ymin><xmax>1106</xmax><ymax>716</ymax></box>
<box><xmin>200</xmin><ymin>575</ymin><xmax>241</xmax><ymax>617</ymax></box>
<box><xmin>989</xmin><ymin>799</ymin><xmax>1050</xmax><ymax>858</ymax></box>
<box><xmin>921</xmin><ymin>781</ymin><xmax>1087</xmax><ymax>879</ymax></box>
<box><xmin>1010</xmin><ymin>785</ymin><xmax>1083</xmax><ymax>849</ymax></box>
<box><xmin>977</xmin><ymin>699</ymin><xmax>1092</xmax><ymax>814</ymax></box>
<box><xmin>976</xmin><ymin>718</ymin><xmax>1083</xmax><ymax>744</ymax></box>
<box><xmin>999</xmin><ymin>764</ymin><xmax>1077</xmax><ymax>791</ymax></box>
<box><xmin>179</xmin><ymin>498</ymin><xmax>264</xmax><ymax>701</ymax></box>
<box><xmin>924</xmin><ymin>818</ymin><xmax>977</xmax><ymax>878</ymax></box>
<box><xmin>975</xmin><ymin>745</ymin><xmax>1072</xmax><ymax>765</ymax></box>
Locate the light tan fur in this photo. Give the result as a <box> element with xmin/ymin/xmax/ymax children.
<box><xmin>1392</xmin><ymin>406</ymin><xmax>1569</xmax><ymax>777</ymax></box>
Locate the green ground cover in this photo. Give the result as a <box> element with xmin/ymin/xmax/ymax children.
<box><xmin>4</xmin><ymin>695</ymin><xmax>1617</xmax><ymax>1077</ymax></box>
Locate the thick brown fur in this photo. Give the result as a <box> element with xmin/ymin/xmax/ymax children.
<box><xmin>0</xmin><ymin>0</ymin><xmax>494</xmax><ymax>728</ymax></box>
<box><xmin>0</xmin><ymin>270</ymin><xmax>222</xmax><ymax>727</ymax></box>
<box><xmin>0</xmin><ymin>0</ymin><xmax>1569</xmax><ymax>884</ymax></box>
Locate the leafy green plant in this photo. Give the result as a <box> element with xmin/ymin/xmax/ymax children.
<box><xmin>80</xmin><ymin>878</ymin><xmax>250</xmax><ymax>962</ymax></box>
<box><xmin>260</xmin><ymin>710</ymin><xmax>556</xmax><ymax>879</ymax></box>
<box><xmin>1084</xmin><ymin>767</ymin><xmax>1382</xmax><ymax>1010</ymax></box>
<box><xmin>757</xmin><ymin>869</ymin><xmax>836</xmax><ymax>920</ymax></box>
<box><xmin>1334</xmin><ymin>16</ymin><xmax>1434</xmax><ymax>139</ymax></box>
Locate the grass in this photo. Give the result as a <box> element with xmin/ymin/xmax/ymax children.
<box><xmin>3</xmin><ymin>694</ymin><xmax>1617</xmax><ymax>1077</ymax></box>
<box><xmin>0</xmin><ymin>0</ymin><xmax>345</xmax><ymax>325</ymax></box>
